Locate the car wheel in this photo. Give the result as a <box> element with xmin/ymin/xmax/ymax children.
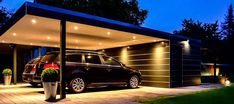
<box><xmin>127</xmin><ymin>75</ymin><xmax>139</xmax><ymax>88</ymax></box>
<box><xmin>69</xmin><ymin>77</ymin><xmax>86</xmax><ymax>93</ymax></box>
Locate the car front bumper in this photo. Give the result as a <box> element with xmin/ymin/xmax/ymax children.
<box><xmin>22</xmin><ymin>73</ymin><xmax>41</xmax><ymax>83</ymax></box>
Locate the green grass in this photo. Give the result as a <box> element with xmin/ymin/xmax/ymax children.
<box><xmin>139</xmin><ymin>85</ymin><xmax>234</xmax><ymax>104</ymax></box>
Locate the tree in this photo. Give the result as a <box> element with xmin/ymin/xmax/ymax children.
<box><xmin>174</xmin><ymin>19</ymin><xmax>220</xmax><ymax>42</ymax></box>
<box><xmin>34</xmin><ymin>0</ymin><xmax>148</xmax><ymax>25</ymax></box>
<box><xmin>0</xmin><ymin>7</ymin><xmax>11</xmax><ymax>27</ymax></box>
<box><xmin>221</xmin><ymin>4</ymin><xmax>234</xmax><ymax>40</ymax></box>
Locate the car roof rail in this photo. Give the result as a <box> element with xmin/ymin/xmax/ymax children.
<box><xmin>47</xmin><ymin>50</ymin><xmax>106</xmax><ymax>55</ymax></box>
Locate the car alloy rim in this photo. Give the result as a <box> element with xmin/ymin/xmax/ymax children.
<box><xmin>130</xmin><ymin>76</ymin><xmax>138</xmax><ymax>88</ymax></box>
<box><xmin>72</xmin><ymin>78</ymin><xmax>85</xmax><ymax>92</ymax></box>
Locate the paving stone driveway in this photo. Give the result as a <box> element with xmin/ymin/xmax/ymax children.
<box><xmin>0</xmin><ymin>83</ymin><xmax>223</xmax><ymax>104</ymax></box>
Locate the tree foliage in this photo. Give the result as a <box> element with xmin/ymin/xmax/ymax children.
<box><xmin>0</xmin><ymin>7</ymin><xmax>11</xmax><ymax>27</ymax></box>
<box><xmin>221</xmin><ymin>4</ymin><xmax>234</xmax><ymax>40</ymax></box>
<box><xmin>35</xmin><ymin>0</ymin><xmax>148</xmax><ymax>25</ymax></box>
<box><xmin>174</xmin><ymin>19</ymin><xmax>220</xmax><ymax>42</ymax></box>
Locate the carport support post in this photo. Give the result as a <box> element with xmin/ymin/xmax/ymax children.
<box><xmin>13</xmin><ymin>45</ymin><xmax>17</xmax><ymax>85</ymax></box>
<box><xmin>60</xmin><ymin>19</ymin><xmax>66</xmax><ymax>99</ymax></box>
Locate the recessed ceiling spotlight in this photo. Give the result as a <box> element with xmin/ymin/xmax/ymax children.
<box><xmin>127</xmin><ymin>46</ymin><xmax>130</xmax><ymax>49</ymax></box>
<box><xmin>13</xmin><ymin>33</ymin><xmax>17</xmax><ymax>36</ymax></box>
<box><xmin>31</xmin><ymin>19</ymin><xmax>37</xmax><ymax>24</ymax></box>
<box><xmin>75</xmin><ymin>40</ymin><xmax>79</xmax><ymax>43</ymax></box>
<box><xmin>107</xmin><ymin>32</ymin><xmax>111</xmax><ymax>35</ymax></box>
<box><xmin>47</xmin><ymin>36</ymin><xmax>51</xmax><ymax>40</ymax></box>
<box><xmin>74</xmin><ymin>26</ymin><xmax>79</xmax><ymax>30</ymax></box>
<box><xmin>133</xmin><ymin>36</ymin><xmax>136</xmax><ymax>40</ymax></box>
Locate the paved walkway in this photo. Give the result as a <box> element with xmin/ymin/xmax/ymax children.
<box><xmin>0</xmin><ymin>83</ymin><xmax>224</xmax><ymax>104</ymax></box>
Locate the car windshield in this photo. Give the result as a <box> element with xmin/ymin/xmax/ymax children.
<box><xmin>41</xmin><ymin>53</ymin><xmax>58</xmax><ymax>63</ymax></box>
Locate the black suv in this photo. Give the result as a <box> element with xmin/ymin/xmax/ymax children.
<box><xmin>23</xmin><ymin>50</ymin><xmax>141</xmax><ymax>93</ymax></box>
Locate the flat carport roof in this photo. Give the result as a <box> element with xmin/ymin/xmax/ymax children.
<box><xmin>0</xmin><ymin>2</ymin><xmax>173</xmax><ymax>99</ymax></box>
<box><xmin>0</xmin><ymin>2</ymin><xmax>171</xmax><ymax>50</ymax></box>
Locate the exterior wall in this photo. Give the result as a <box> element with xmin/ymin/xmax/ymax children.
<box><xmin>170</xmin><ymin>36</ymin><xmax>201</xmax><ymax>87</ymax></box>
<box><xmin>103</xmin><ymin>41</ymin><xmax>171</xmax><ymax>88</ymax></box>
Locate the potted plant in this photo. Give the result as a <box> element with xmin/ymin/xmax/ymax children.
<box><xmin>41</xmin><ymin>68</ymin><xmax>59</xmax><ymax>101</ymax></box>
<box><xmin>2</xmin><ymin>68</ymin><xmax>12</xmax><ymax>85</ymax></box>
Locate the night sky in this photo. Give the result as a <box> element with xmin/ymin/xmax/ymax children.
<box><xmin>1</xmin><ymin>0</ymin><xmax>234</xmax><ymax>33</ymax></box>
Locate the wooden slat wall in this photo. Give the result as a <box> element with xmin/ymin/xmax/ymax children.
<box><xmin>170</xmin><ymin>36</ymin><xmax>201</xmax><ymax>87</ymax></box>
<box><xmin>103</xmin><ymin>42</ymin><xmax>171</xmax><ymax>88</ymax></box>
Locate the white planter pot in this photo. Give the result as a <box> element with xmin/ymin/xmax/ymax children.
<box><xmin>43</xmin><ymin>82</ymin><xmax>58</xmax><ymax>101</ymax></box>
<box><xmin>4</xmin><ymin>75</ymin><xmax>11</xmax><ymax>85</ymax></box>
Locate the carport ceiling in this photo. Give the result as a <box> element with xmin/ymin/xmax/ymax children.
<box><xmin>0</xmin><ymin>15</ymin><xmax>164</xmax><ymax>50</ymax></box>
<box><xmin>0</xmin><ymin>2</ymin><xmax>170</xmax><ymax>50</ymax></box>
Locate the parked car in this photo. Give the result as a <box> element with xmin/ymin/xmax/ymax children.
<box><xmin>22</xmin><ymin>50</ymin><xmax>141</xmax><ymax>93</ymax></box>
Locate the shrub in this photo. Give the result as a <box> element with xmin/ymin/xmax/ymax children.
<box><xmin>41</xmin><ymin>68</ymin><xmax>59</xmax><ymax>82</ymax></box>
<box><xmin>2</xmin><ymin>68</ymin><xmax>12</xmax><ymax>75</ymax></box>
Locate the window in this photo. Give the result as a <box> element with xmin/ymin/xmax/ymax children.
<box><xmin>66</xmin><ymin>54</ymin><xmax>82</xmax><ymax>62</ymax></box>
<box><xmin>41</xmin><ymin>54</ymin><xmax>58</xmax><ymax>63</ymax></box>
<box><xmin>103</xmin><ymin>56</ymin><xmax>121</xmax><ymax>66</ymax></box>
<box><xmin>28</xmin><ymin>57</ymin><xmax>41</xmax><ymax>64</ymax></box>
<box><xmin>84</xmin><ymin>55</ymin><xmax>101</xmax><ymax>64</ymax></box>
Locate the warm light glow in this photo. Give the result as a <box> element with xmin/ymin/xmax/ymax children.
<box><xmin>13</xmin><ymin>33</ymin><xmax>17</xmax><ymax>36</ymax></box>
<box><xmin>74</xmin><ymin>26</ymin><xmax>79</xmax><ymax>30</ymax></box>
<box><xmin>47</xmin><ymin>36</ymin><xmax>51</xmax><ymax>40</ymax></box>
<box><xmin>153</xmin><ymin>40</ymin><xmax>157</xmax><ymax>42</ymax></box>
<box><xmin>75</xmin><ymin>40</ymin><xmax>79</xmax><ymax>43</ymax></box>
<box><xmin>133</xmin><ymin>36</ymin><xmax>136</xmax><ymax>40</ymax></box>
<box><xmin>1</xmin><ymin>40</ymin><xmax>5</xmax><ymax>43</ymax></box>
<box><xmin>181</xmin><ymin>40</ymin><xmax>190</xmax><ymax>53</ymax></box>
<box><xmin>31</xmin><ymin>19</ymin><xmax>37</xmax><ymax>24</ymax></box>
<box><xmin>98</xmin><ymin>42</ymin><xmax>102</xmax><ymax>45</ymax></box>
<box><xmin>87</xmin><ymin>55</ymin><xmax>92</xmax><ymax>59</ymax></box>
<box><xmin>54</xmin><ymin>45</ymin><xmax>58</xmax><ymax>47</ymax></box>
<box><xmin>120</xmin><ymin>48</ymin><xmax>128</xmax><ymax>64</ymax></box>
<box><xmin>30</xmin><ymin>43</ymin><xmax>33</xmax><ymax>45</ymax></box>
<box><xmin>225</xmin><ymin>80</ymin><xmax>231</xmax><ymax>86</ymax></box>
<box><xmin>127</xmin><ymin>46</ymin><xmax>130</xmax><ymax>49</ymax></box>
<box><xmin>107</xmin><ymin>32</ymin><xmax>111</xmax><ymax>35</ymax></box>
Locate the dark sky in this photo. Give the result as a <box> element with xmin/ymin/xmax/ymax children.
<box><xmin>1</xmin><ymin>0</ymin><xmax>234</xmax><ymax>33</ymax></box>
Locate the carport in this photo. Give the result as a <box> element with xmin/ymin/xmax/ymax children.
<box><xmin>0</xmin><ymin>2</ymin><xmax>201</xmax><ymax>99</ymax></box>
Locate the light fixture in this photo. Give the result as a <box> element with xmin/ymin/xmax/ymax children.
<box><xmin>74</xmin><ymin>26</ymin><xmax>78</xmax><ymax>30</ymax></box>
<box><xmin>107</xmin><ymin>32</ymin><xmax>111</xmax><ymax>36</ymax></box>
<box><xmin>30</xmin><ymin>43</ymin><xmax>33</xmax><ymax>45</ymax></box>
<box><xmin>133</xmin><ymin>36</ymin><xmax>136</xmax><ymax>40</ymax></box>
<box><xmin>225</xmin><ymin>79</ymin><xmax>231</xmax><ymax>87</ymax></box>
<box><xmin>1</xmin><ymin>40</ymin><xmax>5</xmax><ymax>43</ymax></box>
<box><xmin>13</xmin><ymin>33</ymin><xmax>17</xmax><ymax>36</ymax></box>
<box><xmin>75</xmin><ymin>40</ymin><xmax>79</xmax><ymax>43</ymax></box>
<box><xmin>153</xmin><ymin>40</ymin><xmax>157</xmax><ymax>42</ymax></box>
<box><xmin>127</xmin><ymin>46</ymin><xmax>130</xmax><ymax>49</ymax></box>
<box><xmin>31</xmin><ymin>19</ymin><xmax>37</xmax><ymax>24</ymax></box>
<box><xmin>47</xmin><ymin>36</ymin><xmax>51</xmax><ymax>40</ymax></box>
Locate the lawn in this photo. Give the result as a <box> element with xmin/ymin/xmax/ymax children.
<box><xmin>139</xmin><ymin>85</ymin><xmax>234</xmax><ymax>104</ymax></box>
